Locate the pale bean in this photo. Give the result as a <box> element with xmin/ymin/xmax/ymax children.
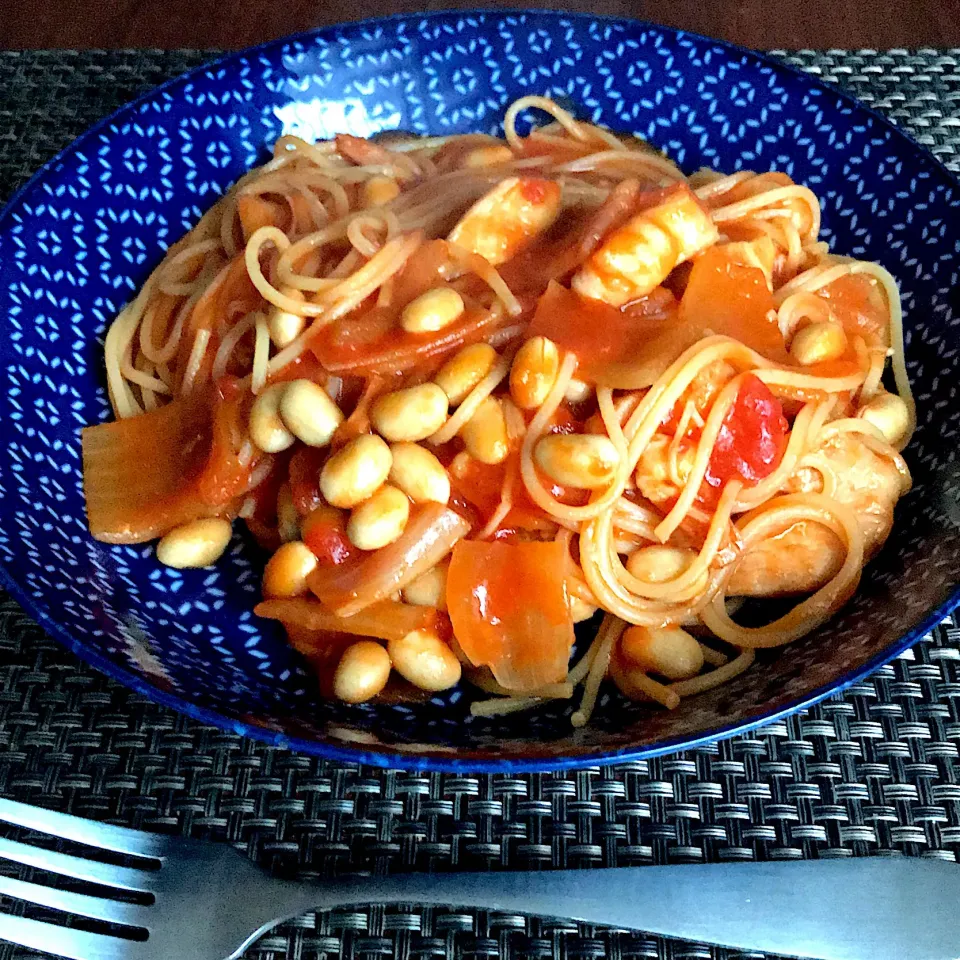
<box><xmin>534</xmin><ymin>433</ymin><xmax>619</xmax><ymax>489</ymax></box>
<box><xmin>462</xmin><ymin>396</ymin><xmax>509</xmax><ymax>464</ymax></box>
<box><xmin>249</xmin><ymin>383</ymin><xmax>294</xmax><ymax>453</ymax></box>
<box><xmin>857</xmin><ymin>391</ymin><xmax>910</xmax><ymax>446</ymax></box>
<box><xmin>434</xmin><ymin>343</ymin><xmax>498</xmax><ymax>406</ymax></box>
<box><xmin>347</xmin><ymin>485</ymin><xmax>410</xmax><ymax>551</ymax></box>
<box><xmin>279</xmin><ymin>379</ymin><xmax>344</xmax><ymax>447</ymax></box>
<box><xmin>790</xmin><ymin>321</ymin><xmax>847</xmax><ymax>366</ymax></box>
<box><xmin>509</xmin><ymin>336</ymin><xmax>560</xmax><ymax>409</ymax></box>
<box><xmin>626</xmin><ymin>546</ymin><xmax>700</xmax><ymax>584</ymax></box>
<box><xmin>333</xmin><ymin>641</ymin><xmax>392</xmax><ymax>703</ymax></box>
<box><xmin>388</xmin><ymin>442</ymin><xmax>451</xmax><ymax>505</ymax></box>
<box><xmin>157</xmin><ymin>518</ymin><xmax>232</xmax><ymax>569</ymax></box>
<box><xmin>370</xmin><ymin>383</ymin><xmax>449</xmax><ymax>442</ymax></box>
<box><xmin>362</xmin><ymin>175</ymin><xmax>400</xmax><ymax>208</ymax></box>
<box><xmin>320</xmin><ymin>434</ymin><xmax>393</xmax><ymax>509</ymax></box>
<box><xmin>620</xmin><ymin>625</ymin><xmax>704</xmax><ymax>681</ymax></box>
<box><xmin>564</xmin><ymin>378</ymin><xmax>592</xmax><ymax>404</ymax></box>
<box><xmin>267</xmin><ymin>288</ymin><xmax>306</xmax><ymax>348</ymax></box>
<box><xmin>262</xmin><ymin>541</ymin><xmax>318</xmax><ymax>598</ymax></box>
<box><xmin>402</xmin><ymin>563</ymin><xmax>448</xmax><ymax>610</ymax></box>
<box><xmin>463</xmin><ymin>144</ymin><xmax>514</xmax><ymax>168</ymax></box>
<box><xmin>569</xmin><ymin>596</ymin><xmax>598</xmax><ymax>623</ymax></box>
<box><xmin>401</xmin><ymin>287</ymin><xmax>465</xmax><ymax>334</ymax></box>
<box><xmin>388</xmin><ymin>629</ymin><xmax>462</xmax><ymax>692</ymax></box>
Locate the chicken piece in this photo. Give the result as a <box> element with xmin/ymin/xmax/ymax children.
<box><xmin>634</xmin><ymin>434</ymin><xmax>696</xmax><ymax>505</ymax></box>
<box><xmin>727</xmin><ymin>520</ymin><xmax>846</xmax><ymax>596</ymax></box>
<box><xmin>572</xmin><ymin>183</ymin><xmax>719</xmax><ymax>306</ymax></box>
<box><xmin>728</xmin><ymin>432</ymin><xmax>909</xmax><ymax>596</ymax></box>
<box><xmin>447</xmin><ymin>177</ymin><xmax>562</xmax><ymax>266</ymax></box>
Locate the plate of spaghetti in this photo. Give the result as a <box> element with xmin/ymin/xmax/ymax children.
<box><xmin>1</xmin><ymin>12</ymin><xmax>958</xmax><ymax>770</ymax></box>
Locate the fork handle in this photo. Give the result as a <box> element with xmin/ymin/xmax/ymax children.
<box><xmin>295</xmin><ymin>859</ymin><xmax>959</xmax><ymax>960</ymax></box>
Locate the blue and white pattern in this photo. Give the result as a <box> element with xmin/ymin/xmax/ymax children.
<box><xmin>0</xmin><ymin>12</ymin><xmax>958</xmax><ymax>772</ymax></box>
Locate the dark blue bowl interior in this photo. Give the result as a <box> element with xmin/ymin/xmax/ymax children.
<box><xmin>0</xmin><ymin>11</ymin><xmax>958</xmax><ymax>771</ymax></box>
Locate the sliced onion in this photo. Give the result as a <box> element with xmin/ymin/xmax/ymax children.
<box><xmin>83</xmin><ymin>390</ymin><xmax>217</xmax><ymax>543</ymax></box>
<box><xmin>307</xmin><ymin>504</ymin><xmax>471</xmax><ymax>616</ymax></box>
<box><xmin>317</xmin><ymin>305</ymin><xmax>511</xmax><ymax>377</ymax></box>
<box><xmin>255</xmin><ymin>598</ymin><xmax>446</xmax><ymax>644</ymax></box>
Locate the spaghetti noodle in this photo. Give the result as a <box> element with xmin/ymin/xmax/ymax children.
<box><xmin>81</xmin><ymin>97</ymin><xmax>916</xmax><ymax>728</ymax></box>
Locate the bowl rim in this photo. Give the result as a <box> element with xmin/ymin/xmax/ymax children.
<box><xmin>1</xmin><ymin>8</ymin><xmax>958</xmax><ymax>772</ymax></box>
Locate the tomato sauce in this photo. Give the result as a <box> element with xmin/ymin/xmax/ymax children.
<box><xmin>178</xmin><ymin>256</ymin><xmax>261</xmax><ymax>387</ymax></box>
<box><xmin>302</xmin><ymin>507</ymin><xmax>356</xmax><ymax>567</ymax></box>
<box><xmin>519</xmin><ymin>178</ymin><xmax>552</xmax><ymax>204</ymax></box>
<box><xmin>265</xmin><ymin>352</ymin><xmax>328</xmax><ymax>387</ymax></box>
<box><xmin>196</xmin><ymin>377</ymin><xmax>258</xmax><ymax>507</ymax></box>
<box><xmin>545</xmin><ymin>403</ymin><xmax>585</xmax><ymax>435</ymax></box>
<box><xmin>448</xmin><ymin>454</ymin><xmax>510</xmax><ymax>519</ymax></box>
<box><xmin>246</xmin><ymin>456</ymin><xmax>290</xmax><ymax>523</ymax></box>
<box><xmin>449</xmin><ymin>450</ymin><xmax>586</xmax><ymax>535</ymax></box>
<box><xmin>237</xmin><ymin>194</ymin><xmax>285</xmax><ymax>241</ymax></box>
<box><xmin>288</xmin><ymin>446</ymin><xmax>328</xmax><ymax>516</ymax></box>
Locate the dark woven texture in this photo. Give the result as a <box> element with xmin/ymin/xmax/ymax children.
<box><xmin>0</xmin><ymin>47</ymin><xmax>959</xmax><ymax>959</ymax></box>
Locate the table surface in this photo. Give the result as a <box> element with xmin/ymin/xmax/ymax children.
<box><xmin>0</xmin><ymin>39</ymin><xmax>958</xmax><ymax>960</ymax></box>
<box><xmin>4</xmin><ymin>0</ymin><xmax>960</xmax><ymax>52</ymax></box>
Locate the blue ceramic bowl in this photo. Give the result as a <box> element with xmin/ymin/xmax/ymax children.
<box><xmin>1</xmin><ymin>11</ymin><xmax>958</xmax><ymax>772</ymax></box>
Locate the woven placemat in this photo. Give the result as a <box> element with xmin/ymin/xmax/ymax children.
<box><xmin>1</xmin><ymin>47</ymin><xmax>960</xmax><ymax>960</ymax></box>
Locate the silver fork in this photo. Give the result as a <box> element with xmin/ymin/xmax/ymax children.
<box><xmin>0</xmin><ymin>796</ymin><xmax>956</xmax><ymax>960</ymax></box>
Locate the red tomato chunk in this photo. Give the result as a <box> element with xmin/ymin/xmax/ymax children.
<box><xmin>705</xmin><ymin>374</ymin><xmax>788</xmax><ymax>492</ymax></box>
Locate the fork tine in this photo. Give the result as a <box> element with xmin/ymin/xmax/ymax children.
<box><xmin>0</xmin><ymin>874</ymin><xmax>150</xmax><ymax>927</ymax></box>
<box><xmin>0</xmin><ymin>799</ymin><xmax>168</xmax><ymax>858</ymax></box>
<box><xmin>0</xmin><ymin>837</ymin><xmax>152</xmax><ymax>892</ymax></box>
<box><xmin>0</xmin><ymin>913</ymin><xmax>128</xmax><ymax>960</ymax></box>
